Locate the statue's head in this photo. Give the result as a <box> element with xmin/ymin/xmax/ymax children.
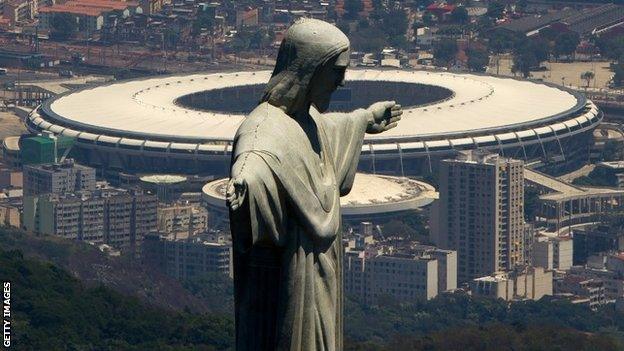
<box><xmin>261</xmin><ymin>18</ymin><xmax>350</xmax><ymax>114</ymax></box>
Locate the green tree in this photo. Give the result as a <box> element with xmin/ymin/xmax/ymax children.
<box><xmin>381</xmin><ymin>9</ymin><xmax>408</xmax><ymax>38</ymax></box>
<box><xmin>193</xmin><ymin>9</ymin><xmax>215</xmax><ymax>35</ymax></box>
<box><xmin>538</xmin><ymin>26</ymin><xmax>558</xmax><ymax>41</ymax></box>
<box><xmin>49</xmin><ymin>13</ymin><xmax>77</xmax><ymax>40</ymax></box>
<box><xmin>486</xmin><ymin>28</ymin><xmax>525</xmax><ymax>53</ymax></box>
<box><xmin>602</xmin><ymin>139</ymin><xmax>624</xmax><ymax>161</ymax></box>
<box><xmin>554</xmin><ymin>32</ymin><xmax>580</xmax><ymax>59</ymax></box>
<box><xmin>358</xmin><ymin>18</ymin><xmax>370</xmax><ymax>29</ymax></box>
<box><xmin>580</xmin><ymin>71</ymin><xmax>595</xmax><ymax>88</ymax></box>
<box><xmin>512</xmin><ymin>51</ymin><xmax>537</xmax><ymax>77</ymax></box>
<box><xmin>433</xmin><ymin>38</ymin><xmax>457</xmax><ymax>66</ymax></box>
<box><xmin>476</xmin><ymin>14</ymin><xmax>495</xmax><ymax>31</ymax></box>
<box><xmin>344</xmin><ymin>0</ymin><xmax>363</xmax><ymax>20</ymax></box>
<box><xmin>487</xmin><ymin>1</ymin><xmax>505</xmax><ymax>19</ymax></box>
<box><xmin>349</xmin><ymin>27</ymin><xmax>387</xmax><ymax>52</ymax></box>
<box><xmin>163</xmin><ymin>28</ymin><xmax>179</xmax><ymax>50</ymax></box>
<box><xmin>515</xmin><ymin>0</ymin><xmax>528</xmax><ymax>13</ymax></box>
<box><xmin>466</xmin><ymin>47</ymin><xmax>489</xmax><ymax>72</ymax></box>
<box><xmin>250</xmin><ymin>27</ymin><xmax>275</xmax><ymax>49</ymax></box>
<box><xmin>595</xmin><ymin>36</ymin><xmax>624</xmax><ymax>60</ymax></box>
<box><xmin>450</xmin><ymin>6</ymin><xmax>469</xmax><ymax>24</ymax></box>
<box><xmin>423</xmin><ymin>12</ymin><xmax>435</xmax><ymax>26</ymax></box>
<box><xmin>613</xmin><ymin>61</ymin><xmax>624</xmax><ymax>87</ymax></box>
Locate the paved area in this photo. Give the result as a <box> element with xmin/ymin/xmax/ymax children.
<box><xmin>0</xmin><ymin>110</ymin><xmax>26</xmax><ymax>142</ymax></box>
<box><xmin>488</xmin><ymin>55</ymin><xmax>614</xmax><ymax>89</ymax></box>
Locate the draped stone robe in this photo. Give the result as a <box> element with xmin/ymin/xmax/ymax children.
<box><xmin>229</xmin><ymin>102</ymin><xmax>370</xmax><ymax>351</ymax></box>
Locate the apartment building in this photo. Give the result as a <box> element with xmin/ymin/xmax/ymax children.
<box><xmin>344</xmin><ymin>245</ymin><xmax>457</xmax><ymax>304</ymax></box>
<box><xmin>470</xmin><ymin>266</ymin><xmax>553</xmax><ymax>301</ymax></box>
<box><xmin>143</xmin><ymin>234</ymin><xmax>232</xmax><ymax>280</ymax></box>
<box><xmin>23</xmin><ymin>159</ymin><xmax>96</xmax><ymax>196</ymax></box>
<box><xmin>23</xmin><ymin>188</ymin><xmax>157</xmax><ymax>253</ymax></box>
<box><xmin>434</xmin><ymin>150</ymin><xmax>525</xmax><ymax>282</ymax></box>
<box><xmin>533</xmin><ymin>235</ymin><xmax>573</xmax><ymax>271</ymax></box>
<box><xmin>157</xmin><ymin>203</ymin><xmax>208</xmax><ymax>238</ymax></box>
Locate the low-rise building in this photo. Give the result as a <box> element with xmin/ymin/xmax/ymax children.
<box><xmin>344</xmin><ymin>243</ymin><xmax>457</xmax><ymax>304</ymax></box>
<box><xmin>470</xmin><ymin>266</ymin><xmax>553</xmax><ymax>301</ymax></box>
<box><xmin>555</xmin><ymin>274</ymin><xmax>607</xmax><ymax>310</ymax></box>
<box><xmin>573</xmin><ymin>225</ymin><xmax>624</xmax><ymax>265</ymax></box>
<box><xmin>142</xmin><ymin>234</ymin><xmax>232</xmax><ymax>280</ymax></box>
<box><xmin>0</xmin><ymin>203</ymin><xmax>20</xmax><ymax>227</ymax></box>
<box><xmin>0</xmin><ymin>168</ymin><xmax>23</xmax><ymax>189</ymax></box>
<box><xmin>533</xmin><ymin>235</ymin><xmax>573</xmax><ymax>271</ymax></box>
<box><xmin>157</xmin><ymin>203</ymin><xmax>208</xmax><ymax>238</ymax></box>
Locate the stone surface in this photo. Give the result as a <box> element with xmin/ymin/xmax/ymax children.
<box><xmin>227</xmin><ymin>18</ymin><xmax>402</xmax><ymax>351</ymax></box>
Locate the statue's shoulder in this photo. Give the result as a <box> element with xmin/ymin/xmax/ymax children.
<box><xmin>237</xmin><ymin>102</ymin><xmax>289</xmax><ymax>135</ymax></box>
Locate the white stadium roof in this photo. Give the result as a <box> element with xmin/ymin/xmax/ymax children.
<box><xmin>39</xmin><ymin>69</ymin><xmax>581</xmax><ymax>142</ymax></box>
<box><xmin>202</xmin><ymin>173</ymin><xmax>438</xmax><ymax>215</ymax></box>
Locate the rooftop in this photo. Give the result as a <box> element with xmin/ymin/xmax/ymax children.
<box><xmin>38</xmin><ymin>70</ymin><xmax>582</xmax><ymax>144</ymax></box>
<box><xmin>202</xmin><ymin>173</ymin><xmax>438</xmax><ymax>215</ymax></box>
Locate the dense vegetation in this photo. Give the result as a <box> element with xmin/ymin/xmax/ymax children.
<box><xmin>345</xmin><ymin>293</ymin><xmax>624</xmax><ymax>350</ymax></box>
<box><xmin>4</xmin><ymin>227</ymin><xmax>624</xmax><ymax>350</ymax></box>
<box><xmin>0</xmin><ymin>248</ymin><xmax>234</xmax><ymax>350</ymax></box>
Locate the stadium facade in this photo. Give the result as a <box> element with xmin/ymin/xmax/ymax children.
<box><xmin>25</xmin><ymin>69</ymin><xmax>601</xmax><ymax>177</ymax></box>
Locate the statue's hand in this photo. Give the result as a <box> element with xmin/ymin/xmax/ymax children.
<box><xmin>366</xmin><ymin>100</ymin><xmax>402</xmax><ymax>134</ymax></box>
<box><xmin>226</xmin><ymin>177</ymin><xmax>247</xmax><ymax>211</ymax></box>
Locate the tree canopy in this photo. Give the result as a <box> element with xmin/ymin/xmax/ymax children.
<box><xmin>554</xmin><ymin>32</ymin><xmax>580</xmax><ymax>59</ymax></box>
<box><xmin>344</xmin><ymin>0</ymin><xmax>363</xmax><ymax>20</ymax></box>
<box><xmin>433</xmin><ymin>38</ymin><xmax>458</xmax><ymax>66</ymax></box>
<box><xmin>487</xmin><ymin>1</ymin><xmax>505</xmax><ymax>19</ymax></box>
<box><xmin>49</xmin><ymin>13</ymin><xmax>77</xmax><ymax>40</ymax></box>
<box><xmin>467</xmin><ymin>47</ymin><xmax>489</xmax><ymax>72</ymax></box>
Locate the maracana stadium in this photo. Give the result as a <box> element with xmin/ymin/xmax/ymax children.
<box><xmin>25</xmin><ymin>69</ymin><xmax>601</xmax><ymax>176</ymax></box>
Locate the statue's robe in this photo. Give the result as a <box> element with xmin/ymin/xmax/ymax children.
<box><xmin>230</xmin><ymin>102</ymin><xmax>369</xmax><ymax>351</ymax></box>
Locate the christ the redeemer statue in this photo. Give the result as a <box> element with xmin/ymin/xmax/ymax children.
<box><xmin>226</xmin><ymin>18</ymin><xmax>402</xmax><ymax>351</ymax></box>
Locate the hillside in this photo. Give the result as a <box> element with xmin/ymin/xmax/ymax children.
<box><xmin>0</xmin><ymin>227</ymin><xmax>231</xmax><ymax>315</ymax></box>
<box><xmin>0</xmin><ymin>248</ymin><xmax>234</xmax><ymax>350</ymax></box>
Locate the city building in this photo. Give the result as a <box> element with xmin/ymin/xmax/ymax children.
<box><xmin>434</xmin><ymin>150</ymin><xmax>525</xmax><ymax>282</ymax></box>
<box><xmin>142</xmin><ymin>234</ymin><xmax>232</xmax><ymax>280</ymax></box>
<box><xmin>23</xmin><ymin>159</ymin><xmax>96</xmax><ymax>196</ymax></box>
<box><xmin>0</xmin><ymin>168</ymin><xmax>22</xmax><ymax>189</ymax></box>
<box><xmin>573</xmin><ymin>225</ymin><xmax>624</xmax><ymax>265</ymax></box>
<box><xmin>0</xmin><ymin>203</ymin><xmax>20</xmax><ymax>227</ymax></box>
<box><xmin>533</xmin><ymin>235</ymin><xmax>573</xmax><ymax>271</ymax></box>
<box><xmin>2</xmin><ymin>137</ymin><xmax>21</xmax><ymax>168</ymax></box>
<box><xmin>470</xmin><ymin>266</ymin><xmax>553</xmax><ymax>301</ymax></box>
<box><xmin>20</xmin><ymin>134</ymin><xmax>75</xmax><ymax>166</ymax></box>
<box><xmin>157</xmin><ymin>203</ymin><xmax>208</xmax><ymax>238</ymax></box>
<box><xmin>555</xmin><ymin>275</ymin><xmax>607</xmax><ymax>310</ymax></box>
<box><xmin>23</xmin><ymin>187</ymin><xmax>157</xmax><ymax>253</ymax></box>
<box><xmin>569</xmin><ymin>260</ymin><xmax>624</xmax><ymax>303</ymax></box>
<box><xmin>344</xmin><ymin>251</ymin><xmax>440</xmax><ymax>304</ymax></box>
<box><xmin>428</xmin><ymin>248</ymin><xmax>458</xmax><ymax>292</ymax></box>
<box><xmin>343</xmin><ymin>239</ymin><xmax>457</xmax><ymax>304</ymax></box>
<box><xmin>38</xmin><ymin>0</ymin><xmax>141</xmax><ymax>33</ymax></box>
